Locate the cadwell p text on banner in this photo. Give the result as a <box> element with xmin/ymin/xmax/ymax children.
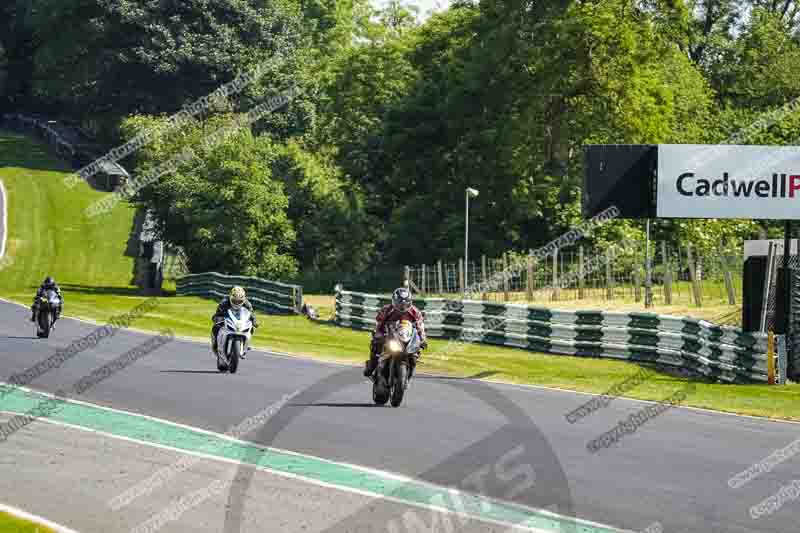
<box><xmin>657</xmin><ymin>144</ymin><xmax>800</xmax><ymax>219</ymax></box>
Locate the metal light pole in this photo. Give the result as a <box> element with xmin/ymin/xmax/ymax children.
<box><xmin>465</xmin><ymin>187</ymin><xmax>480</xmax><ymax>297</ymax></box>
<box><xmin>645</xmin><ymin>219</ymin><xmax>653</xmax><ymax>308</ymax></box>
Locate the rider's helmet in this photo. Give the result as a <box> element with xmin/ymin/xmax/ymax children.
<box><xmin>43</xmin><ymin>276</ymin><xmax>55</xmax><ymax>289</ymax></box>
<box><xmin>392</xmin><ymin>287</ymin><xmax>412</xmax><ymax>313</ymax></box>
<box><xmin>230</xmin><ymin>286</ymin><xmax>246</xmax><ymax>310</ymax></box>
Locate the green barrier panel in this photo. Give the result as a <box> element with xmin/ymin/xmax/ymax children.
<box><xmin>177</xmin><ymin>272</ymin><xmax>303</xmax><ymax>314</ymax></box>
<box><xmin>334</xmin><ymin>288</ymin><xmax>769</xmax><ymax>384</ymax></box>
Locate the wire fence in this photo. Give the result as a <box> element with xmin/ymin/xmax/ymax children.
<box><xmin>404</xmin><ymin>242</ymin><xmax>744</xmax><ymax>309</ymax></box>
<box><xmin>761</xmin><ymin>246</ymin><xmax>800</xmax><ymax>332</ymax></box>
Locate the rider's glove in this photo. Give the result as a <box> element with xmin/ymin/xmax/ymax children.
<box><xmin>420</xmin><ymin>340</ymin><xmax>428</xmax><ymax>350</ymax></box>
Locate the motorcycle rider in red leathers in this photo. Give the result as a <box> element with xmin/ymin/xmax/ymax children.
<box><xmin>364</xmin><ymin>287</ymin><xmax>428</xmax><ymax>377</ymax></box>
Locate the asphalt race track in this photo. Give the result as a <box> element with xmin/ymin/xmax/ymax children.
<box><xmin>0</xmin><ymin>299</ymin><xmax>798</xmax><ymax>533</ymax></box>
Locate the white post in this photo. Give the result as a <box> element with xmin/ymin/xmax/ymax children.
<box><xmin>465</xmin><ymin>188</ymin><xmax>479</xmax><ymax>298</ymax></box>
<box><xmin>465</xmin><ymin>189</ymin><xmax>469</xmax><ymax>298</ymax></box>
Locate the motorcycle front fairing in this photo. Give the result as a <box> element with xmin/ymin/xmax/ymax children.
<box><xmin>45</xmin><ymin>289</ymin><xmax>61</xmax><ymax>308</ymax></box>
<box><xmin>218</xmin><ymin>307</ymin><xmax>253</xmax><ymax>354</ymax></box>
<box><xmin>378</xmin><ymin>321</ymin><xmax>418</xmax><ymax>376</ymax></box>
<box><xmin>225</xmin><ymin>307</ymin><xmax>252</xmax><ymax>332</ymax></box>
<box><xmin>404</xmin><ymin>328</ymin><xmax>421</xmax><ymax>355</ymax></box>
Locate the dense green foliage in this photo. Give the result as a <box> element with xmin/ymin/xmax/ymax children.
<box><xmin>4</xmin><ymin>0</ymin><xmax>800</xmax><ymax>283</ymax></box>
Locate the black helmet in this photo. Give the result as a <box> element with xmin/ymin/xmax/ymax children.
<box><xmin>44</xmin><ymin>276</ymin><xmax>55</xmax><ymax>289</ymax></box>
<box><xmin>392</xmin><ymin>287</ymin><xmax>412</xmax><ymax>313</ymax></box>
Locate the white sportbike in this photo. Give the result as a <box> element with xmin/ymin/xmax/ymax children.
<box><xmin>214</xmin><ymin>307</ymin><xmax>254</xmax><ymax>374</ymax></box>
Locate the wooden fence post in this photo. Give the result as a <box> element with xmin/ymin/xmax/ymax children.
<box><xmin>526</xmin><ymin>254</ymin><xmax>534</xmax><ymax>301</ymax></box>
<box><xmin>481</xmin><ymin>255</ymin><xmax>487</xmax><ymax>300</ymax></box>
<box><xmin>503</xmin><ymin>254</ymin><xmax>510</xmax><ymax>302</ymax></box>
<box><xmin>578</xmin><ymin>245</ymin><xmax>585</xmax><ymax>299</ymax></box>
<box><xmin>687</xmin><ymin>244</ymin><xmax>703</xmax><ymax>307</ymax></box>
<box><xmin>551</xmin><ymin>251</ymin><xmax>559</xmax><ymax>301</ymax></box>
<box><xmin>634</xmin><ymin>268</ymin><xmax>642</xmax><ymax>302</ymax></box>
<box><xmin>662</xmin><ymin>241</ymin><xmax>673</xmax><ymax>305</ymax></box>
<box><xmin>437</xmin><ymin>260</ymin><xmax>443</xmax><ymax>295</ymax></box>
<box><xmin>421</xmin><ymin>264</ymin><xmax>427</xmax><ymax>295</ymax></box>
<box><xmin>722</xmin><ymin>253</ymin><xmax>736</xmax><ymax>305</ymax></box>
<box><xmin>606</xmin><ymin>249</ymin><xmax>613</xmax><ymax>300</ymax></box>
<box><xmin>448</xmin><ymin>262</ymin><xmax>454</xmax><ymax>293</ymax></box>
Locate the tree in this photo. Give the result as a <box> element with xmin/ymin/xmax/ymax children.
<box><xmin>120</xmin><ymin>113</ymin><xmax>298</xmax><ymax>279</ymax></box>
<box><xmin>271</xmin><ymin>139</ymin><xmax>377</xmax><ymax>272</ymax></box>
<box><xmin>712</xmin><ymin>8</ymin><xmax>800</xmax><ymax>108</ymax></box>
<box><xmin>360</xmin><ymin>0</ymin><xmax>715</xmax><ymax>263</ymax></box>
<box><xmin>11</xmin><ymin>0</ymin><xmax>304</xmax><ymax>131</ymax></box>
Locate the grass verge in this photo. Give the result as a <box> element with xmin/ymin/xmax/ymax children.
<box><xmin>2</xmin><ymin>129</ymin><xmax>800</xmax><ymax>422</ymax></box>
<box><xmin>0</xmin><ymin>510</ymin><xmax>59</xmax><ymax>533</ymax></box>
<box><xmin>0</xmin><ymin>130</ymin><xmax>138</xmax><ymax>305</ymax></box>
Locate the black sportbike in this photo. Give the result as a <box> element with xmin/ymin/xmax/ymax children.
<box><xmin>35</xmin><ymin>289</ymin><xmax>61</xmax><ymax>338</ymax></box>
<box><xmin>371</xmin><ymin>320</ymin><xmax>420</xmax><ymax>407</ymax></box>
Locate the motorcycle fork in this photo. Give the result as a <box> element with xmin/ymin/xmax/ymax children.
<box><xmin>388</xmin><ymin>358</ymin><xmax>396</xmax><ymax>389</ymax></box>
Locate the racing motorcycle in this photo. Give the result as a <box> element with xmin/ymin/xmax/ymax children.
<box><xmin>214</xmin><ymin>306</ymin><xmax>254</xmax><ymax>374</ymax></box>
<box><xmin>371</xmin><ymin>319</ymin><xmax>420</xmax><ymax>407</ymax></box>
<box><xmin>35</xmin><ymin>289</ymin><xmax>61</xmax><ymax>339</ymax></box>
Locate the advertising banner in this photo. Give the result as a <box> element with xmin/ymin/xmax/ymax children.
<box><xmin>657</xmin><ymin>144</ymin><xmax>800</xmax><ymax>219</ymax></box>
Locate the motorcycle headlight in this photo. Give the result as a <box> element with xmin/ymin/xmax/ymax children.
<box><xmin>387</xmin><ymin>340</ymin><xmax>403</xmax><ymax>353</ymax></box>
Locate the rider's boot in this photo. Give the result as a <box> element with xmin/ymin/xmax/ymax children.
<box><xmin>364</xmin><ymin>348</ymin><xmax>379</xmax><ymax>377</ymax></box>
<box><xmin>363</xmin><ymin>357</ymin><xmax>377</xmax><ymax>377</ymax></box>
<box><xmin>408</xmin><ymin>353</ymin><xmax>419</xmax><ymax>378</ymax></box>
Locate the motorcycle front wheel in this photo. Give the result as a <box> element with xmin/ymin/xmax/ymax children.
<box><xmin>229</xmin><ymin>338</ymin><xmax>241</xmax><ymax>374</ymax></box>
<box><xmin>373</xmin><ymin>380</ymin><xmax>389</xmax><ymax>405</ymax></box>
<box><xmin>372</xmin><ymin>364</ymin><xmax>389</xmax><ymax>405</ymax></box>
<box><xmin>38</xmin><ymin>309</ymin><xmax>51</xmax><ymax>339</ymax></box>
<box><xmin>390</xmin><ymin>362</ymin><xmax>408</xmax><ymax>408</ymax></box>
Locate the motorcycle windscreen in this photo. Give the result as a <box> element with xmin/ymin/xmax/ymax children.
<box><xmin>405</xmin><ymin>328</ymin><xmax>421</xmax><ymax>354</ymax></box>
<box><xmin>229</xmin><ymin>307</ymin><xmax>251</xmax><ymax>321</ymax></box>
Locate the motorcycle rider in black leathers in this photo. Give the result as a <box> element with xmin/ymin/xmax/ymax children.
<box><xmin>31</xmin><ymin>276</ymin><xmax>63</xmax><ymax>324</ymax></box>
<box><xmin>211</xmin><ymin>286</ymin><xmax>259</xmax><ymax>358</ymax></box>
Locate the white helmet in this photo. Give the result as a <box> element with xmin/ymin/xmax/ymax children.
<box><xmin>230</xmin><ymin>286</ymin><xmax>246</xmax><ymax>309</ymax></box>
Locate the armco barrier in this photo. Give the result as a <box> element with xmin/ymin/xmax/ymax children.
<box><xmin>334</xmin><ymin>289</ymin><xmax>770</xmax><ymax>384</ymax></box>
<box><xmin>177</xmin><ymin>272</ymin><xmax>302</xmax><ymax>314</ymax></box>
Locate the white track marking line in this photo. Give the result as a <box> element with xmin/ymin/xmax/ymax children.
<box><xmin>0</xmin><ymin>396</ymin><xmax>632</xmax><ymax>533</ymax></box>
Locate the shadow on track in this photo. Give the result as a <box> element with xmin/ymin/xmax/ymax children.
<box><xmin>58</xmin><ymin>283</ymin><xmax>144</xmax><ymax>297</ymax></box>
<box><xmin>415</xmin><ymin>370</ymin><xmax>499</xmax><ymax>381</ymax></box>
<box><xmin>159</xmin><ymin>369</ymin><xmax>221</xmax><ymax>374</ymax></box>
<box><xmin>289</xmin><ymin>402</ymin><xmax>383</xmax><ymax>408</ymax></box>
